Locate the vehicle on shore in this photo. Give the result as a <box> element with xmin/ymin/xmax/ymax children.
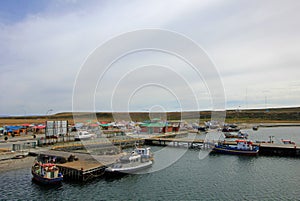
<box><xmin>197</xmin><ymin>126</ymin><xmax>208</xmax><ymax>132</ymax></box>
<box><xmin>281</xmin><ymin>139</ymin><xmax>295</xmax><ymax>145</ymax></box>
<box><xmin>205</xmin><ymin>121</ymin><xmax>220</xmax><ymax>129</ymax></box>
<box><xmin>74</xmin><ymin>131</ymin><xmax>96</xmax><ymax>141</ymax></box>
<box><xmin>213</xmin><ymin>140</ymin><xmax>259</xmax><ymax>156</ymax></box>
<box><xmin>31</xmin><ymin>161</ymin><xmax>63</xmax><ymax>185</ymax></box>
<box><xmin>105</xmin><ymin>147</ymin><xmax>153</xmax><ymax>174</ymax></box>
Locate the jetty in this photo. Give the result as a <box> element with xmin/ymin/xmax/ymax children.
<box><xmin>145</xmin><ymin>138</ymin><xmax>208</xmax><ymax>148</ymax></box>
<box><xmin>259</xmin><ymin>143</ymin><xmax>300</xmax><ymax>156</ymax></box>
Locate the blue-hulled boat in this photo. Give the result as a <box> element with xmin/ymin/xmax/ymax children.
<box><xmin>32</xmin><ymin>162</ymin><xmax>63</xmax><ymax>185</ymax></box>
<box><xmin>213</xmin><ymin>140</ymin><xmax>259</xmax><ymax>156</ymax></box>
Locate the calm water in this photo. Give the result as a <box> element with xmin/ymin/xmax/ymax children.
<box><xmin>1</xmin><ymin>127</ymin><xmax>300</xmax><ymax>200</ymax></box>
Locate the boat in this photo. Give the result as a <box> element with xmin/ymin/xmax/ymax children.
<box><xmin>252</xmin><ymin>126</ymin><xmax>259</xmax><ymax>131</ymax></box>
<box><xmin>213</xmin><ymin>140</ymin><xmax>259</xmax><ymax>156</ymax></box>
<box><xmin>205</xmin><ymin>121</ymin><xmax>219</xmax><ymax>129</ymax></box>
<box><xmin>105</xmin><ymin>147</ymin><xmax>153</xmax><ymax>174</ymax></box>
<box><xmin>222</xmin><ymin>127</ymin><xmax>240</xmax><ymax>132</ymax></box>
<box><xmin>31</xmin><ymin>161</ymin><xmax>63</xmax><ymax>185</ymax></box>
<box><xmin>224</xmin><ymin>131</ymin><xmax>248</xmax><ymax>139</ymax></box>
<box><xmin>197</xmin><ymin>126</ymin><xmax>208</xmax><ymax>132</ymax></box>
<box><xmin>281</xmin><ymin>139</ymin><xmax>295</xmax><ymax>145</ymax></box>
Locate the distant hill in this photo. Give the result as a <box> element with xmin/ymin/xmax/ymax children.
<box><xmin>1</xmin><ymin>107</ymin><xmax>300</xmax><ymax>125</ymax></box>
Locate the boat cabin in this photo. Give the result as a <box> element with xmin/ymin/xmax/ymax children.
<box><xmin>236</xmin><ymin>140</ymin><xmax>253</xmax><ymax>150</ymax></box>
<box><xmin>135</xmin><ymin>147</ymin><xmax>151</xmax><ymax>158</ymax></box>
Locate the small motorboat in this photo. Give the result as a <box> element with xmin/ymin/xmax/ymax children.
<box><xmin>213</xmin><ymin>140</ymin><xmax>259</xmax><ymax>156</ymax></box>
<box><xmin>222</xmin><ymin>127</ymin><xmax>240</xmax><ymax>132</ymax></box>
<box><xmin>32</xmin><ymin>161</ymin><xmax>63</xmax><ymax>185</ymax></box>
<box><xmin>106</xmin><ymin>147</ymin><xmax>153</xmax><ymax>174</ymax></box>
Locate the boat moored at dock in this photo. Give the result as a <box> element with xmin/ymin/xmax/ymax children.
<box><xmin>32</xmin><ymin>161</ymin><xmax>63</xmax><ymax>185</ymax></box>
<box><xmin>213</xmin><ymin>140</ymin><xmax>259</xmax><ymax>156</ymax></box>
<box><xmin>224</xmin><ymin>131</ymin><xmax>249</xmax><ymax>139</ymax></box>
<box><xmin>105</xmin><ymin>147</ymin><xmax>153</xmax><ymax>174</ymax></box>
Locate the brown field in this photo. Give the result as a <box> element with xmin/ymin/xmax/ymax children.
<box><xmin>1</xmin><ymin>107</ymin><xmax>300</xmax><ymax>126</ymax></box>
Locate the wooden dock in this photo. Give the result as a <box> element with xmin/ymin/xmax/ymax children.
<box><xmin>145</xmin><ymin>137</ymin><xmax>203</xmax><ymax>145</ymax></box>
<box><xmin>144</xmin><ymin>137</ymin><xmax>215</xmax><ymax>149</ymax></box>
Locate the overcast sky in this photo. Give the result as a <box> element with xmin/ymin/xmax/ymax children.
<box><xmin>0</xmin><ymin>0</ymin><xmax>300</xmax><ymax>115</ymax></box>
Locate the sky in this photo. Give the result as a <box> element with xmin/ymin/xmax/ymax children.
<box><xmin>0</xmin><ymin>0</ymin><xmax>300</xmax><ymax>115</ymax></box>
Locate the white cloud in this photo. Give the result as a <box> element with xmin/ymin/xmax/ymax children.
<box><xmin>0</xmin><ymin>0</ymin><xmax>299</xmax><ymax>115</ymax></box>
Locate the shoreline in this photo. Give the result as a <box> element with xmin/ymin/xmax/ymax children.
<box><xmin>0</xmin><ymin>156</ymin><xmax>35</xmax><ymax>173</ymax></box>
<box><xmin>237</xmin><ymin>122</ymin><xmax>300</xmax><ymax>129</ymax></box>
<box><xmin>1</xmin><ymin>123</ymin><xmax>300</xmax><ymax>174</ymax></box>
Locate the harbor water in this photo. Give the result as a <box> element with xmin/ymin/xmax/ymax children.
<box><xmin>1</xmin><ymin>127</ymin><xmax>300</xmax><ymax>200</ymax></box>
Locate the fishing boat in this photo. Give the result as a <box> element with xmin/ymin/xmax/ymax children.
<box><xmin>31</xmin><ymin>161</ymin><xmax>63</xmax><ymax>185</ymax></box>
<box><xmin>213</xmin><ymin>140</ymin><xmax>259</xmax><ymax>156</ymax></box>
<box><xmin>105</xmin><ymin>147</ymin><xmax>153</xmax><ymax>174</ymax></box>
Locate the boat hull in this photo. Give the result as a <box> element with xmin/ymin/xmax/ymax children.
<box><xmin>213</xmin><ymin>147</ymin><xmax>259</xmax><ymax>156</ymax></box>
<box><xmin>106</xmin><ymin>161</ymin><xmax>153</xmax><ymax>174</ymax></box>
<box><xmin>32</xmin><ymin>171</ymin><xmax>63</xmax><ymax>185</ymax></box>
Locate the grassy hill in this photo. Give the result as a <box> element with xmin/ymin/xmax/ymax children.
<box><xmin>1</xmin><ymin>107</ymin><xmax>300</xmax><ymax>125</ymax></box>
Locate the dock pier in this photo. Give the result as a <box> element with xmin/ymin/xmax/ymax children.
<box><xmin>144</xmin><ymin>138</ymin><xmax>215</xmax><ymax>149</ymax></box>
<box><xmin>259</xmin><ymin>143</ymin><xmax>300</xmax><ymax>156</ymax></box>
<box><xmin>58</xmin><ymin>162</ymin><xmax>107</xmax><ymax>181</ymax></box>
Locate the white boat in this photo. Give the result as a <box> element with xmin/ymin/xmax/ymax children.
<box><xmin>224</xmin><ymin>131</ymin><xmax>248</xmax><ymax>139</ymax></box>
<box><xmin>105</xmin><ymin>147</ymin><xmax>153</xmax><ymax>174</ymax></box>
<box><xmin>74</xmin><ymin>131</ymin><xmax>96</xmax><ymax>141</ymax></box>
